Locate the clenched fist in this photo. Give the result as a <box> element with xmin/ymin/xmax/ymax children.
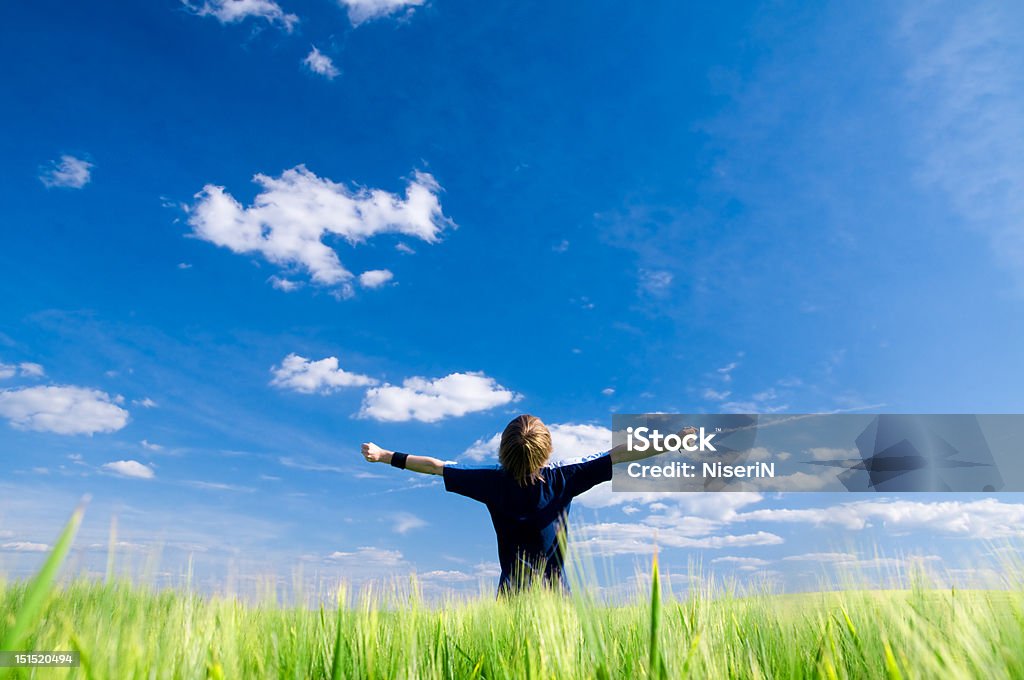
<box><xmin>361</xmin><ymin>442</ymin><xmax>392</xmax><ymax>464</ymax></box>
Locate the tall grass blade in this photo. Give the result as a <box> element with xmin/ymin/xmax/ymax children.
<box><xmin>330</xmin><ymin>602</ymin><xmax>345</xmax><ymax>680</ymax></box>
<box><xmin>648</xmin><ymin>553</ymin><xmax>666</xmax><ymax>680</ymax></box>
<box><xmin>0</xmin><ymin>500</ymin><xmax>86</xmax><ymax>680</ymax></box>
<box><xmin>104</xmin><ymin>514</ymin><xmax>117</xmax><ymax>584</ymax></box>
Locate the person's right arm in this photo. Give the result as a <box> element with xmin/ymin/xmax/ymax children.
<box><xmin>609</xmin><ymin>426</ymin><xmax>696</xmax><ymax>465</ymax></box>
<box><xmin>361</xmin><ymin>442</ymin><xmax>445</xmax><ymax>476</ymax></box>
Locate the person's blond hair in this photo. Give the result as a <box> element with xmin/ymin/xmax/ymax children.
<box><xmin>499</xmin><ymin>414</ymin><xmax>553</xmax><ymax>486</ymax></box>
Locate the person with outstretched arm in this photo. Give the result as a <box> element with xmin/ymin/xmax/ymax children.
<box><xmin>361</xmin><ymin>414</ymin><xmax>694</xmax><ymax>595</ymax></box>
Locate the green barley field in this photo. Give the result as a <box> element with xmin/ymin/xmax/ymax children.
<box><xmin>3</xmin><ymin>507</ymin><xmax>1024</xmax><ymax>679</ymax></box>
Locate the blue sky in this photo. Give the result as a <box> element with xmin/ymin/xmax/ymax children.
<box><xmin>2</xmin><ymin>0</ymin><xmax>1024</xmax><ymax>599</ymax></box>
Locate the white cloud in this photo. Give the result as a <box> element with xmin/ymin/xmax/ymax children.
<box><xmin>359</xmin><ymin>372</ymin><xmax>519</xmax><ymax>423</ymax></box>
<box><xmin>83</xmin><ymin>541</ymin><xmax>146</xmax><ymax>553</ymax></box>
<box><xmin>462</xmin><ymin>422</ymin><xmax>611</xmax><ymax>463</ymax></box>
<box><xmin>270</xmin><ymin>353</ymin><xmax>378</xmax><ymax>394</ymax></box>
<box><xmin>101</xmin><ymin>460</ymin><xmax>155</xmax><ymax>480</ymax></box>
<box><xmin>326</xmin><ymin>546</ymin><xmax>406</xmax><ymax>568</ymax></box>
<box><xmin>0</xmin><ymin>385</ymin><xmax>129</xmax><ymax>435</ymax></box>
<box><xmin>782</xmin><ymin>552</ymin><xmax>859</xmax><ymax>563</ymax></box>
<box><xmin>303</xmin><ymin>47</ymin><xmax>339</xmax><ymax>79</ymax></box>
<box><xmin>0</xmin><ymin>364</ymin><xmax>13</xmax><ymax>380</ymax></box>
<box><xmin>462</xmin><ymin>432</ymin><xmax>501</xmax><ymax>461</ymax></box>
<box><xmin>711</xmin><ymin>556</ymin><xmax>771</xmax><ymax>571</ymax></box>
<box><xmin>548</xmin><ymin>423</ymin><xmax>612</xmax><ymax>462</ymax></box>
<box><xmin>134</xmin><ymin>397</ymin><xmax>158</xmax><ymax>408</ymax></box>
<box><xmin>141</xmin><ymin>440</ymin><xmax>163</xmax><ymax>451</ymax></box>
<box><xmin>702</xmin><ymin>388</ymin><xmax>731</xmax><ymax>401</ymax></box>
<box><xmin>358</xmin><ymin>269</ymin><xmax>394</xmax><ymax>288</ymax></box>
<box><xmin>395</xmin><ymin>242</ymin><xmax>415</xmax><ymax>254</ymax></box>
<box><xmin>187</xmin><ymin>166</ymin><xmax>452</xmax><ymax>292</ymax></box>
<box><xmin>577</xmin><ymin>523</ymin><xmax>783</xmax><ymax>556</ymax></box>
<box><xmin>39</xmin><ymin>155</ymin><xmax>92</xmax><ymax>189</ymax></box>
<box><xmin>574</xmin><ymin>486</ymin><xmax>764</xmax><ymax>518</ymax></box>
<box><xmin>751</xmin><ymin>470</ymin><xmax>834</xmax><ymax>492</ymax></box>
<box><xmin>18</xmin><ymin>363</ymin><xmax>45</xmax><ymax>378</ymax></box>
<box><xmin>177</xmin><ymin>262</ymin><xmax>193</xmax><ymax>270</ymax></box>
<box><xmin>564</xmin><ymin>488</ymin><xmax>776</xmax><ymax>557</ymax></box>
<box><xmin>420</xmin><ymin>562</ymin><xmax>501</xmax><ymax>583</ymax></box>
<box><xmin>807</xmin><ymin>446</ymin><xmax>857</xmax><ymax>461</ymax></box>
<box><xmin>268</xmin><ymin>275</ymin><xmax>302</xmax><ymax>292</ymax></box>
<box><xmin>338</xmin><ymin>0</ymin><xmax>425</xmax><ymax>26</ymax></box>
<box><xmin>393</xmin><ymin>512</ymin><xmax>427</xmax><ymax>535</ymax></box>
<box><xmin>189</xmin><ymin>0</ymin><xmax>298</xmax><ymax>30</ymax></box>
<box><xmin>737</xmin><ymin>498</ymin><xmax>1024</xmax><ymax>539</ymax></box>
<box><xmin>1</xmin><ymin>542</ymin><xmax>50</xmax><ymax>552</ymax></box>
<box><xmin>419</xmin><ymin>569</ymin><xmax>474</xmax><ymax>582</ymax></box>
<box><xmin>736</xmin><ymin>507</ymin><xmax>862</xmax><ymax>530</ymax></box>
<box><xmin>601</xmin><ymin>387</ymin><xmax>615</xmax><ymax>396</ymax></box>
<box><xmin>780</xmin><ymin>552</ymin><xmax>941</xmax><ymax>571</ymax></box>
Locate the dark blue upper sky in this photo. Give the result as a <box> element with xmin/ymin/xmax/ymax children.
<box><xmin>2</xmin><ymin>0</ymin><xmax>1023</xmax><ymax>597</ymax></box>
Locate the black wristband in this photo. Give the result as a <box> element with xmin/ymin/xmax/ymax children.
<box><xmin>390</xmin><ymin>452</ymin><xmax>409</xmax><ymax>469</ymax></box>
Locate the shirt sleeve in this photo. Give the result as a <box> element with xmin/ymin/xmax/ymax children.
<box><xmin>560</xmin><ymin>452</ymin><xmax>614</xmax><ymax>497</ymax></box>
<box><xmin>442</xmin><ymin>465</ymin><xmax>495</xmax><ymax>505</ymax></box>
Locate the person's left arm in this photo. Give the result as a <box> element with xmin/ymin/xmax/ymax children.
<box><xmin>362</xmin><ymin>442</ymin><xmax>445</xmax><ymax>476</ymax></box>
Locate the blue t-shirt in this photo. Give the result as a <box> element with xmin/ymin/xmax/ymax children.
<box><xmin>442</xmin><ymin>452</ymin><xmax>613</xmax><ymax>592</ymax></box>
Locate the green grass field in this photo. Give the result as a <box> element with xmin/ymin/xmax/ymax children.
<box><xmin>2</xmin><ymin>507</ymin><xmax>1024</xmax><ymax>679</ymax></box>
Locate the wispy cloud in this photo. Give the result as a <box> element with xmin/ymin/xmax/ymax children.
<box><xmin>18</xmin><ymin>363</ymin><xmax>45</xmax><ymax>378</ymax></box>
<box><xmin>710</xmin><ymin>556</ymin><xmax>771</xmax><ymax>571</ymax></box>
<box><xmin>900</xmin><ymin>1</ymin><xmax>1024</xmax><ymax>288</ymax></box>
<box><xmin>638</xmin><ymin>269</ymin><xmax>673</xmax><ymax>295</ymax></box>
<box><xmin>393</xmin><ymin>512</ymin><xmax>427</xmax><ymax>535</ymax></box>
<box><xmin>39</xmin><ymin>155</ymin><xmax>92</xmax><ymax>189</ymax></box>
<box><xmin>185</xmin><ymin>480</ymin><xmax>255</xmax><ymax>492</ymax></box>
<box><xmin>0</xmin><ymin>363</ymin><xmax>40</xmax><ymax>381</ymax></box>
<box><xmin>578</xmin><ymin>523</ymin><xmax>783</xmax><ymax>556</ymax></box>
<box><xmin>716</xmin><ymin>361</ymin><xmax>739</xmax><ymax>382</ymax></box>
<box><xmin>324</xmin><ymin>547</ymin><xmax>408</xmax><ymax>577</ymax></box>
<box><xmin>268</xmin><ymin>275</ymin><xmax>302</xmax><ymax>292</ymax></box>
<box><xmin>278</xmin><ymin>456</ymin><xmax>345</xmax><ymax>474</ymax></box>
<box><xmin>0</xmin><ymin>541</ymin><xmax>50</xmax><ymax>552</ymax></box>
